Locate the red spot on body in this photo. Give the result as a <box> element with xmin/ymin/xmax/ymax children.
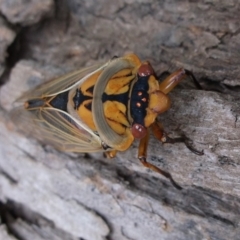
<box><xmin>138</xmin><ymin>62</ymin><xmax>154</xmax><ymax>77</ymax></box>
<box><xmin>131</xmin><ymin>123</ymin><xmax>147</xmax><ymax>139</ymax></box>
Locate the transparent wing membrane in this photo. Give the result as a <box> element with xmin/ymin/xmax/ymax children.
<box><xmin>11</xmin><ymin>106</ymin><xmax>103</xmax><ymax>152</ymax></box>
<box><xmin>17</xmin><ymin>63</ymin><xmax>106</xmax><ymax>101</ymax></box>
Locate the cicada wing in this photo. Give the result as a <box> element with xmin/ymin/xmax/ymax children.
<box><xmin>11</xmin><ymin>106</ymin><xmax>103</xmax><ymax>153</ymax></box>
<box><xmin>17</xmin><ymin>62</ymin><xmax>107</xmax><ymax>101</ymax></box>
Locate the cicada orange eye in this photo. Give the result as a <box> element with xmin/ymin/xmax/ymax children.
<box><xmin>137</xmin><ymin>62</ymin><xmax>154</xmax><ymax>77</ymax></box>
<box><xmin>131</xmin><ymin>123</ymin><xmax>147</xmax><ymax>139</ymax></box>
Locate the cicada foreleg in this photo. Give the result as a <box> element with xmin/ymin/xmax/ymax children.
<box><xmin>158</xmin><ymin>68</ymin><xmax>202</xmax><ymax>94</ymax></box>
<box><xmin>156</xmin><ymin>68</ymin><xmax>203</xmax><ymax>155</ymax></box>
<box><xmin>151</xmin><ymin>121</ymin><xmax>203</xmax><ymax>155</ymax></box>
<box><xmin>138</xmin><ymin>129</ymin><xmax>182</xmax><ymax>190</ymax></box>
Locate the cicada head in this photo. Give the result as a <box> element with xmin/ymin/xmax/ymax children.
<box><xmin>130</xmin><ymin>61</ymin><xmax>171</xmax><ymax>139</ymax></box>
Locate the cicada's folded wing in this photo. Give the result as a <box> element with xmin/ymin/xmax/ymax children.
<box><xmin>11</xmin><ymin>106</ymin><xmax>103</xmax><ymax>152</ymax></box>
<box><xmin>17</xmin><ymin>62</ymin><xmax>107</xmax><ymax>101</ymax></box>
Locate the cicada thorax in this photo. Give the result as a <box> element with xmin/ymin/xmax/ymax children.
<box><xmin>67</xmin><ymin>54</ymin><xmax>170</xmax><ymax>152</ymax></box>
<box><xmin>67</xmin><ymin>57</ymin><xmax>139</xmax><ymax>151</ymax></box>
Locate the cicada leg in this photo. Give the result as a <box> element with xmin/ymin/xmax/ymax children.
<box><xmin>156</xmin><ymin>68</ymin><xmax>203</xmax><ymax>155</ymax></box>
<box><xmin>105</xmin><ymin>150</ymin><xmax>118</xmax><ymax>158</ymax></box>
<box><xmin>138</xmin><ymin>129</ymin><xmax>182</xmax><ymax>190</ymax></box>
<box><xmin>151</xmin><ymin>121</ymin><xmax>203</xmax><ymax>155</ymax></box>
<box><xmin>159</xmin><ymin>68</ymin><xmax>202</xmax><ymax>94</ymax></box>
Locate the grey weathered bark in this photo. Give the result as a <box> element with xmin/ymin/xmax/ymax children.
<box><xmin>0</xmin><ymin>0</ymin><xmax>240</xmax><ymax>239</ymax></box>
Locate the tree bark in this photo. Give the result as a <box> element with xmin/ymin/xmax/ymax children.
<box><xmin>0</xmin><ymin>0</ymin><xmax>240</xmax><ymax>239</ymax></box>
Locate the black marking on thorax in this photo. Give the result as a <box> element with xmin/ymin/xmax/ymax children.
<box><xmin>130</xmin><ymin>75</ymin><xmax>149</xmax><ymax>126</ymax></box>
<box><xmin>49</xmin><ymin>91</ymin><xmax>69</xmax><ymax>111</ymax></box>
<box><xmin>73</xmin><ymin>88</ymin><xmax>93</xmax><ymax>111</ymax></box>
<box><xmin>102</xmin><ymin>91</ymin><xmax>129</xmax><ymax>107</ymax></box>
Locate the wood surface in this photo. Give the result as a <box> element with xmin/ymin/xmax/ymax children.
<box><xmin>0</xmin><ymin>0</ymin><xmax>240</xmax><ymax>239</ymax></box>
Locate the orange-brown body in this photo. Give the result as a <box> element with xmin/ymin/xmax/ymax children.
<box><xmin>14</xmin><ymin>53</ymin><xmax>202</xmax><ymax>189</ymax></box>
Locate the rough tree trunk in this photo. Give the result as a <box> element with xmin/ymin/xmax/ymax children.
<box><xmin>0</xmin><ymin>0</ymin><xmax>240</xmax><ymax>240</ymax></box>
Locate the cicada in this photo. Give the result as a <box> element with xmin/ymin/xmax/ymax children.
<box><xmin>13</xmin><ymin>53</ymin><xmax>203</xmax><ymax>189</ymax></box>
